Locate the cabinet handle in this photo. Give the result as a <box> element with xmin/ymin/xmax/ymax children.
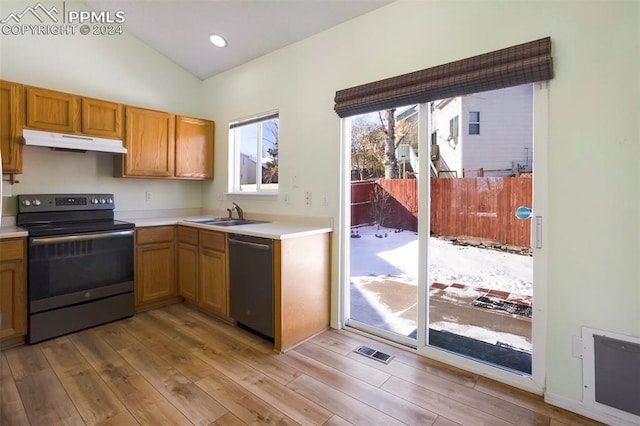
<box><xmin>228</xmin><ymin>239</ymin><xmax>271</xmax><ymax>251</ymax></box>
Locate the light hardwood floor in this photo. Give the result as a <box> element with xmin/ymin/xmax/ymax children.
<box><xmin>1</xmin><ymin>303</ymin><xmax>602</xmax><ymax>425</ymax></box>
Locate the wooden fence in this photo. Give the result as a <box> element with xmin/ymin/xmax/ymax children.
<box><xmin>350</xmin><ymin>177</ymin><xmax>532</xmax><ymax>247</ymax></box>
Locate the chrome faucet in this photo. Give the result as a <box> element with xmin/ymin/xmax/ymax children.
<box><xmin>231</xmin><ymin>202</ymin><xmax>244</xmax><ymax>220</ymax></box>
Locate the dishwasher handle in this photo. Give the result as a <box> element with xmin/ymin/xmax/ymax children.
<box><xmin>228</xmin><ymin>237</ymin><xmax>272</xmax><ymax>251</ymax></box>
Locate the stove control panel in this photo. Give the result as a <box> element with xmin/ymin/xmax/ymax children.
<box><xmin>18</xmin><ymin>194</ymin><xmax>115</xmax><ymax>213</ymax></box>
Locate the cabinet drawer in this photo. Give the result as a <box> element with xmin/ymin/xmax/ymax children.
<box><xmin>200</xmin><ymin>230</ymin><xmax>225</xmax><ymax>252</ymax></box>
<box><xmin>137</xmin><ymin>226</ymin><xmax>175</xmax><ymax>244</ymax></box>
<box><xmin>178</xmin><ymin>226</ymin><xmax>198</xmax><ymax>245</ymax></box>
<box><xmin>0</xmin><ymin>238</ymin><xmax>25</xmax><ymax>261</ymax></box>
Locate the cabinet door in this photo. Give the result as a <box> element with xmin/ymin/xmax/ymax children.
<box><xmin>178</xmin><ymin>242</ymin><xmax>198</xmax><ymax>303</ymax></box>
<box><xmin>0</xmin><ymin>81</ymin><xmax>23</xmax><ymax>174</ymax></box>
<box><xmin>0</xmin><ymin>239</ymin><xmax>27</xmax><ymax>342</ymax></box>
<box><xmin>121</xmin><ymin>107</ymin><xmax>175</xmax><ymax>177</ymax></box>
<box><xmin>135</xmin><ymin>242</ymin><xmax>176</xmax><ymax>306</ymax></box>
<box><xmin>81</xmin><ymin>97</ymin><xmax>123</xmax><ymax>139</ymax></box>
<box><xmin>26</xmin><ymin>86</ymin><xmax>79</xmax><ymax>133</ymax></box>
<box><xmin>199</xmin><ymin>248</ymin><xmax>227</xmax><ymax>316</ymax></box>
<box><xmin>175</xmin><ymin>116</ymin><xmax>214</xmax><ymax>179</ymax></box>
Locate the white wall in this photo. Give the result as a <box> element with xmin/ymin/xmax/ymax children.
<box><xmin>1</xmin><ymin>0</ymin><xmax>638</xmax><ymax>419</ymax></box>
<box><xmin>0</xmin><ymin>0</ymin><xmax>205</xmax><ymax>214</ymax></box>
<box><xmin>432</xmin><ymin>98</ymin><xmax>463</xmax><ymax>175</ymax></box>
<box><xmin>200</xmin><ymin>0</ymin><xmax>640</xmax><ymax>416</ymax></box>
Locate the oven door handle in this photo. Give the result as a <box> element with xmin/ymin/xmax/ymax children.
<box><xmin>30</xmin><ymin>230</ymin><xmax>134</xmax><ymax>245</ymax></box>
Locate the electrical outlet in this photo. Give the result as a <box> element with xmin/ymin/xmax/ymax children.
<box><xmin>283</xmin><ymin>194</ymin><xmax>291</xmax><ymax>204</ymax></box>
<box><xmin>145</xmin><ymin>191</ymin><xmax>153</xmax><ymax>202</ymax></box>
<box><xmin>304</xmin><ymin>191</ymin><xmax>312</xmax><ymax>205</ymax></box>
<box><xmin>321</xmin><ymin>194</ymin><xmax>328</xmax><ymax>206</ymax></box>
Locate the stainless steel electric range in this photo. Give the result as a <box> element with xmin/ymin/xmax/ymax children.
<box><xmin>16</xmin><ymin>193</ymin><xmax>134</xmax><ymax>344</ymax></box>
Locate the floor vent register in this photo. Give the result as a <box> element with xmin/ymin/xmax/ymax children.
<box><xmin>354</xmin><ymin>346</ymin><xmax>394</xmax><ymax>364</ymax></box>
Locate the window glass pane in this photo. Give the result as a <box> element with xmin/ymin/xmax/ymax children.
<box><xmin>229</xmin><ymin>113</ymin><xmax>279</xmax><ymax>193</ymax></box>
<box><xmin>261</xmin><ymin>119</ymin><xmax>279</xmax><ymax>186</ymax></box>
<box><xmin>469</xmin><ymin>111</ymin><xmax>480</xmax><ymax>122</ymax></box>
<box><xmin>469</xmin><ymin>123</ymin><xmax>480</xmax><ymax>135</ymax></box>
<box><xmin>239</xmin><ymin>124</ymin><xmax>257</xmax><ymax>188</ymax></box>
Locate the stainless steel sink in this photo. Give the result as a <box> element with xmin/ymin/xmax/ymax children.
<box><xmin>185</xmin><ymin>218</ymin><xmax>269</xmax><ymax>226</ymax></box>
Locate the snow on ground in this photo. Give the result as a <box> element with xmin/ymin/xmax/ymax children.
<box><xmin>350</xmin><ymin>225</ymin><xmax>532</xmax><ymax>295</ymax></box>
<box><xmin>349</xmin><ymin>225</ymin><xmax>534</xmax><ymax>352</ymax></box>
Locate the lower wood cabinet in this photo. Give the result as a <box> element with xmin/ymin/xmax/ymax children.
<box><xmin>135</xmin><ymin>226</ymin><xmax>178</xmax><ymax>311</ymax></box>
<box><xmin>177</xmin><ymin>226</ymin><xmax>228</xmax><ymax>319</ymax></box>
<box><xmin>0</xmin><ymin>238</ymin><xmax>27</xmax><ymax>349</ymax></box>
<box><xmin>275</xmin><ymin>232</ymin><xmax>331</xmax><ymax>353</ymax></box>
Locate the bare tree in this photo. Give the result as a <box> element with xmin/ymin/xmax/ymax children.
<box><xmin>381</xmin><ymin>109</ymin><xmax>399</xmax><ymax>179</ymax></box>
<box><xmin>370</xmin><ymin>184</ymin><xmax>390</xmax><ymax>230</ymax></box>
<box><xmin>263</xmin><ymin>120</ymin><xmax>278</xmax><ymax>183</ymax></box>
<box><xmin>351</xmin><ymin>116</ymin><xmax>385</xmax><ymax>180</ymax></box>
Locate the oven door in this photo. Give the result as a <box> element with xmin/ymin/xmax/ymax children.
<box><xmin>28</xmin><ymin>229</ymin><xmax>134</xmax><ymax>313</ymax></box>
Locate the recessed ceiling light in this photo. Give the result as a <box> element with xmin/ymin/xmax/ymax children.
<box><xmin>209</xmin><ymin>34</ymin><xmax>227</xmax><ymax>48</ymax></box>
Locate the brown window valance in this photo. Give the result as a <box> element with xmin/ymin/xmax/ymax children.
<box><xmin>334</xmin><ymin>37</ymin><xmax>553</xmax><ymax>118</ymax></box>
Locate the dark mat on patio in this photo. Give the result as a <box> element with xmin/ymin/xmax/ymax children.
<box><xmin>408</xmin><ymin>328</ymin><xmax>532</xmax><ymax>374</ymax></box>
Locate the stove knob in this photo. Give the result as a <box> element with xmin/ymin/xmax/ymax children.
<box><xmin>91</xmin><ymin>198</ymin><xmax>99</xmax><ymax>204</ymax></box>
<box><xmin>99</xmin><ymin>198</ymin><xmax>106</xmax><ymax>204</ymax></box>
<box><xmin>33</xmin><ymin>199</ymin><xmax>41</xmax><ymax>206</ymax></box>
<box><xmin>22</xmin><ymin>200</ymin><xmax>31</xmax><ymax>206</ymax></box>
<box><xmin>106</xmin><ymin>198</ymin><xmax>113</xmax><ymax>204</ymax></box>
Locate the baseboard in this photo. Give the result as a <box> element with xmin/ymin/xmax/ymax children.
<box><xmin>544</xmin><ymin>392</ymin><xmax>640</xmax><ymax>426</ymax></box>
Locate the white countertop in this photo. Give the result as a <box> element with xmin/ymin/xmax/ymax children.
<box><xmin>0</xmin><ymin>225</ymin><xmax>28</xmax><ymax>239</ymax></box>
<box><xmin>130</xmin><ymin>215</ymin><xmax>332</xmax><ymax>240</ymax></box>
<box><xmin>0</xmin><ymin>213</ymin><xmax>332</xmax><ymax>240</ymax></box>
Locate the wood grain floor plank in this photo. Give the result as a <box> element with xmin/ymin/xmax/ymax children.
<box><xmin>14</xmin><ymin>368</ymin><xmax>85</xmax><ymax>425</ymax></box>
<box><xmin>280</xmin><ymin>349</ymin><xmax>437</xmax><ymax>425</ymax></box>
<box><xmin>149</xmin><ymin>306</ymin><xmax>302</xmax><ymax>386</ymax></box>
<box><xmin>345</xmin><ymin>349</ymin><xmax>549</xmax><ymax>425</ymax></box>
<box><xmin>382</xmin><ymin>376</ymin><xmax>513</xmax><ymax>426</ymax></box>
<box><xmin>324</xmin><ymin>328</ymin><xmax>478</xmax><ymax>387</ymax></box>
<box><xmin>0</xmin><ymin>352</ymin><xmax>30</xmax><ymax>426</ymax></box>
<box><xmin>3</xmin><ymin>344</ymin><xmax>50</xmax><ymax>381</ymax></box>
<box><xmin>294</xmin><ymin>340</ymin><xmax>391</xmax><ymax>387</ymax></box>
<box><xmin>433</xmin><ymin>416</ymin><xmax>463</xmax><ymax>426</ymax></box>
<box><xmin>118</xmin><ymin>342</ymin><xmax>228</xmax><ymax>425</ymax></box>
<box><xmin>212</xmin><ymin>412</ymin><xmax>250</xmax><ymax>426</ymax></box>
<box><xmin>1</xmin><ymin>303</ymin><xmax>604</xmax><ymax>426</ymax></box>
<box><xmin>193</xmin><ymin>344</ymin><xmax>332</xmax><ymax>426</ymax></box>
<box><xmin>168</xmin><ymin>303</ymin><xmax>273</xmax><ymax>353</ymax></box>
<box><xmin>41</xmin><ymin>337</ymin><xmax>127</xmax><ymax>425</ymax></box>
<box><xmin>196</xmin><ymin>370</ymin><xmax>299</xmax><ymax>425</ymax></box>
<box><xmin>323</xmin><ymin>414</ymin><xmax>354</xmax><ymax>426</ymax></box>
<box><xmin>69</xmin><ymin>328</ymin><xmax>193</xmax><ymax>425</ymax></box>
<box><xmin>474</xmin><ymin>377</ymin><xmax>603</xmax><ymax>426</ymax></box>
<box><xmin>287</xmin><ymin>374</ymin><xmax>406</xmax><ymax>426</ymax></box>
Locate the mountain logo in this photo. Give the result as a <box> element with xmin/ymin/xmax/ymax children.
<box><xmin>1</xmin><ymin>2</ymin><xmax>60</xmax><ymax>24</ymax></box>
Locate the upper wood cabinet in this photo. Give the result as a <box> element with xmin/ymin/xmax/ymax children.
<box><xmin>116</xmin><ymin>106</ymin><xmax>175</xmax><ymax>178</ymax></box>
<box><xmin>25</xmin><ymin>86</ymin><xmax>123</xmax><ymax>139</ymax></box>
<box><xmin>115</xmin><ymin>109</ymin><xmax>214</xmax><ymax>180</ymax></box>
<box><xmin>81</xmin><ymin>97</ymin><xmax>123</xmax><ymax>139</ymax></box>
<box><xmin>0</xmin><ymin>80</ymin><xmax>23</xmax><ymax>174</ymax></box>
<box><xmin>26</xmin><ymin>86</ymin><xmax>79</xmax><ymax>133</ymax></box>
<box><xmin>175</xmin><ymin>115</ymin><xmax>214</xmax><ymax>179</ymax></box>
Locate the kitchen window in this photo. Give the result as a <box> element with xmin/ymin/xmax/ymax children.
<box><xmin>228</xmin><ymin>112</ymin><xmax>279</xmax><ymax>193</ymax></box>
<box><xmin>469</xmin><ymin>111</ymin><xmax>480</xmax><ymax>135</ymax></box>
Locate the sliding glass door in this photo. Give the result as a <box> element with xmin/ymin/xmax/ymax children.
<box><xmin>344</xmin><ymin>83</ymin><xmax>540</xmax><ymax>379</ymax></box>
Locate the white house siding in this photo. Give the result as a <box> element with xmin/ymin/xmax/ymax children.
<box><xmin>461</xmin><ymin>84</ymin><xmax>533</xmax><ymax>175</ymax></box>
<box><xmin>432</xmin><ymin>98</ymin><xmax>463</xmax><ymax>176</ymax></box>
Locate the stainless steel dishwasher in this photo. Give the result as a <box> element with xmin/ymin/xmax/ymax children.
<box><xmin>228</xmin><ymin>233</ymin><xmax>274</xmax><ymax>339</ymax></box>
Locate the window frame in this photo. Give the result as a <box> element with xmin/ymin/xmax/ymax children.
<box><xmin>228</xmin><ymin>111</ymin><xmax>279</xmax><ymax>195</ymax></box>
<box><xmin>469</xmin><ymin>111</ymin><xmax>480</xmax><ymax>135</ymax></box>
